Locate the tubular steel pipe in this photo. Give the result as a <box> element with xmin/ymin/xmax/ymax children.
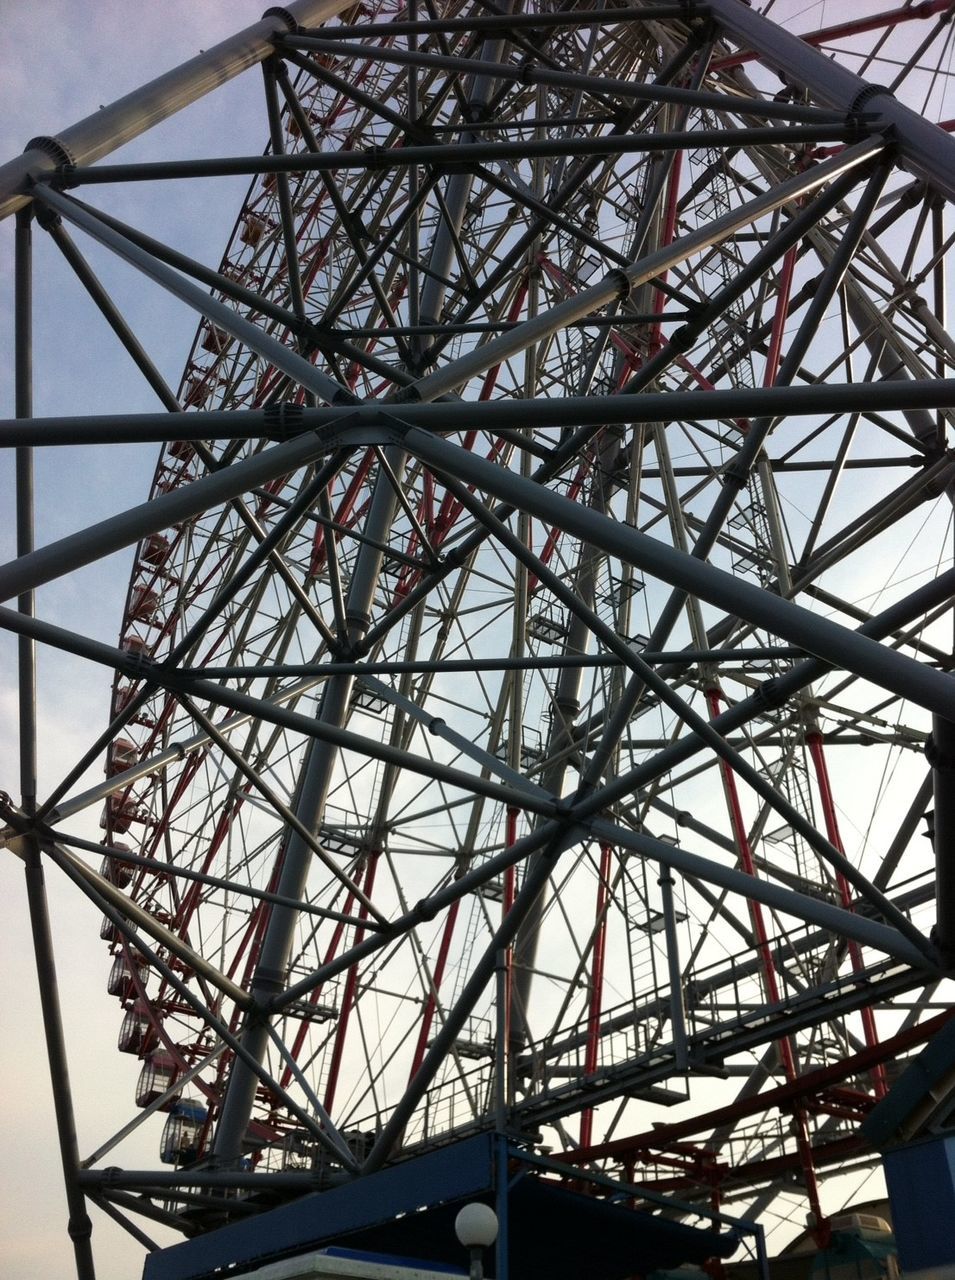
<box><xmin>398</xmin><ymin>139</ymin><xmax>885</xmax><ymax>405</ymax></box>
<box><xmin>5</xmin><ymin>376</ymin><xmax>955</xmax><ymax>448</ymax></box>
<box><xmin>706</xmin><ymin>0</ymin><xmax>955</xmax><ymax>204</ymax></box>
<box><xmin>929</xmin><ymin>713</ymin><xmax>955</xmax><ymax>964</ymax></box>
<box><xmin>437</xmin><ymin>469</ymin><xmax>935</xmax><ymax>957</ymax></box>
<box><xmin>32</xmin><ymin>185</ymin><xmax>355</xmax><ymax>407</ymax></box>
<box><xmin>579</xmin><ymin>841</ymin><xmax>612</xmax><ymax>1148</ymax></box>
<box><xmin>15</xmin><ymin>207</ymin><xmax>97</xmax><ymax>1280</ymax></box>
<box><xmin>2</xmin><ymin>406</ymin><xmax>954</xmax><ymax>750</ymax></box>
<box><xmin>0</xmin><ymin>603</ymin><xmax>560</xmax><ymax>820</ymax></box>
<box><xmin>44</xmin><ymin>219</ymin><xmax>181</xmax><ymax>411</ymax></box>
<box><xmin>0</xmin><ymin>0</ymin><xmax>354</xmax><ymax>220</ymax></box>
<box><xmin>405</xmin><ymin>425</ymin><xmax>955</xmax><ymax>724</ymax></box>
<box><xmin>590</xmin><ymin>820</ymin><xmax>931</xmax><ymax>970</ymax></box>
<box><xmin>211</xmin><ymin>443</ymin><xmax>408</xmax><ymax>1161</ymax></box>
<box><xmin>282</xmin><ymin>33</ymin><xmax>850</xmax><ymax>124</ymax></box>
<box><xmin>56</xmin><ymin>125</ymin><xmax>866</xmax><ymax>187</ymax></box>
<box><xmin>806</xmin><ymin>730</ymin><xmax>889</xmax><ymax>1098</ymax></box>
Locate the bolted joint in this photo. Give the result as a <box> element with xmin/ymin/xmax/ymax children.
<box><xmin>518</xmin><ymin>60</ymin><xmax>539</xmax><ymax>87</ymax></box>
<box><xmin>846</xmin><ymin>83</ymin><xmax>894</xmax><ymax>128</ymax></box>
<box><xmin>33</xmin><ymin>202</ymin><xmax>61</xmax><ymax>232</ymax></box>
<box><xmin>264</xmin><ymin>401</ymin><xmax>305</xmax><ymax>441</ymax></box>
<box><xmin>122</xmin><ymin>651</ymin><xmax>157</xmax><ymax>679</ymax></box>
<box><xmin>668</xmin><ymin>324</ymin><xmax>698</xmax><ymax>354</ymax></box>
<box><xmin>755</xmin><ymin>676</ymin><xmax>787</xmax><ymax>712</ymax></box>
<box><xmin>25</xmin><ymin>134</ymin><xmax>76</xmax><ymax>169</ymax></box>
<box><xmin>262</xmin><ymin>7</ymin><xmax>300</xmax><ymax>34</ymax></box>
<box><xmin>414</xmin><ymin>895</ymin><xmax>439</xmax><ymax>922</ymax></box>
<box><xmin>67</xmin><ymin>1212</ymin><xmax>94</xmax><ymax>1243</ymax></box>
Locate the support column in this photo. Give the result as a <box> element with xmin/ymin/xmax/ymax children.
<box><xmin>929</xmin><ymin>713</ymin><xmax>955</xmax><ymax>964</ymax></box>
<box><xmin>213</xmin><ymin>447</ymin><xmax>406</xmax><ymax>1161</ymax></box>
<box><xmin>15</xmin><ymin>208</ymin><xmax>96</xmax><ymax>1278</ymax></box>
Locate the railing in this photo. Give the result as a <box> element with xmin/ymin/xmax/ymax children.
<box><xmin>279</xmin><ymin>869</ymin><xmax>935</xmax><ymax>1167</ymax></box>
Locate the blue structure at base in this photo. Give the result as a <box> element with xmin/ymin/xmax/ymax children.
<box><xmin>143</xmin><ymin>1134</ymin><xmax>747</xmax><ymax>1280</ymax></box>
<box><xmin>884</xmin><ymin>1135</ymin><xmax>955</xmax><ymax>1275</ymax></box>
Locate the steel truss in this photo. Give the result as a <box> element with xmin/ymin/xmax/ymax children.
<box><xmin>4</xmin><ymin>1</ymin><xmax>955</xmax><ymax>1274</ymax></box>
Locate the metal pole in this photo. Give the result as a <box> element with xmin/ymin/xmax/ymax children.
<box><xmin>397</xmin><ymin>140</ymin><xmax>885</xmax><ymax>405</ymax></box>
<box><xmin>5</xmin><ymin>374</ymin><xmax>955</xmax><ymax>448</ymax></box>
<box><xmin>707</xmin><ymin>0</ymin><xmax>955</xmax><ymax>203</ymax></box>
<box><xmin>439</xmin><ymin>465</ymin><xmax>928</xmax><ymax>951</ymax></box>
<box><xmin>659</xmin><ymin>869</ymin><xmax>689</xmax><ymax>1071</ymax></box>
<box><xmin>0</xmin><ymin>603</ymin><xmax>556</xmax><ymax>820</ymax></box>
<box><xmin>32</xmin><ymin>186</ymin><xmax>355</xmax><ymax>407</ymax></box>
<box><xmin>0</xmin><ymin>0</ymin><xmax>355</xmax><ymax>220</ymax></box>
<box><xmin>405</xmin><ymin>426</ymin><xmax>955</xmax><ymax>722</ymax></box>
<box><xmin>14</xmin><ymin>207</ymin><xmax>96</xmax><ymax>1279</ymax></box>
<box><xmin>590</xmin><ymin>821</ymin><xmax>930</xmax><ymax>970</ymax></box>
<box><xmin>282</xmin><ymin>33</ymin><xmax>851</xmax><ymax>124</ymax></box>
<box><xmin>930</xmin><ymin>713</ymin><xmax>955</xmax><ymax>963</ymax></box>
<box><xmin>212</xmin><ymin>445</ymin><xmax>408</xmax><ymax>1160</ymax></box>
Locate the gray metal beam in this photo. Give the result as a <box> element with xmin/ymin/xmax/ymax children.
<box><xmin>397</xmin><ymin>139</ymin><xmax>885</xmax><ymax>405</ymax></box>
<box><xmin>404</xmin><ymin>424</ymin><xmax>955</xmax><ymax>722</ymax></box>
<box><xmin>589</xmin><ymin>820</ymin><xmax>931</xmax><ymax>970</ymax></box>
<box><xmin>0</xmin><ymin>603</ymin><xmax>555</xmax><ymax>820</ymax></box>
<box><xmin>0</xmin><ymin>416</ymin><xmax>351</xmax><ymax>604</ymax></box>
<box><xmin>32</xmin><ymin>186</ymin><xmax>355</xmax><ymax>407</ymax></box>
<box><xmin>5</xmin><ymin>375</ymin><xmax>955</xmax><ymax>448</ymax></box>
<box><xmin>45</xmin><ymin>842</ymin><xmax>358</xmax><ymax>1172</ymax></box>
<box><xmin>2</xmin><ymin>406</ymin><xmax>953</xmax><ymax>734</ymax></box>
<box><xmin>707</xmin><ymin>0</ymin><xmax>955</xmax><ymax>204</ymax></box>
<box><xmin>930</xmin><ymin>714</ymin><xmax>955</xmax><ymax>963</ymax></box>
<box><xmin>281</xmin><ymin>33</ymin><xmax>851</xmax><ymax>124</ymax></box>
<box><xmin>0</xmin><ymin>0</ymin><xmax>354</xmax><ymax>220</ymax></box>
<box><xmin>14</xmin><ymin>208</ymin><xmax>96</xmax><ymax>1280</ymax></box>
<box><xmin>53</xmin><ymin>125</ymin><xmax>868</xmax><ymax>187</ymax></box>
<box><xmin>438</xmin><ymin>469</ymin><xmax>929</xmax><ymax>955</ymax></box>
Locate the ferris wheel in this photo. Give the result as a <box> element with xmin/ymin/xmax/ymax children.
<box><xmin>4</xmin><ymin>1</ymin><xmax>955</xmax><ymax>1275</ymax></box>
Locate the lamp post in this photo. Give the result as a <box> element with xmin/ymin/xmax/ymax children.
<box><xmin>454</xmin><ymin>1202</ymin><xmax>499</xmax><ymax>1280</ymax></box>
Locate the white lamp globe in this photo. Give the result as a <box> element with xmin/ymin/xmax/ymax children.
<box><xmin>454</xmin><ymin>1202</ymin><xmax>499</xmax><ymax>1249</ymax></box>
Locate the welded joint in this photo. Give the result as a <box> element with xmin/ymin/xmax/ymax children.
<box><xmin>668</xmin><ymin>323</ymin><xmax>698</xmax><ymax>354</ymax></box>
<box><xmin>67</xmin><ymin>1213</ymin><xmax>93</xmax><ymax>1244</ymax></box>
<box><xmin>1</xmin><ymin>830</ymin><xmax>29</xmax><ymax>858</ymax></box>
<box><xmin>0</xmin><ymin>793</ymin><xmax>32</xmax><ymax>855</ymax></box>
<box><xmin>32</xmin><ymin>200</ymin><xmax>61</xmax><ymax>232</ymax></box>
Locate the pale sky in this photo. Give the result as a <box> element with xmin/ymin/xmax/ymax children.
<box><xmin>1</xmin><ymin>5</ymin><xmax>291</xmax><ymax>1277</ymax></box>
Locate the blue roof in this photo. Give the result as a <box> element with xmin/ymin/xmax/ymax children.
<box><xmin>144</xmin><ymin>1133</ymin><xmax>740</xmax><ymax>1280</ymax></box>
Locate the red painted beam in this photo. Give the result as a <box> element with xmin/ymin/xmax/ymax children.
<box><xmin>710</xmin><ymin>2</ymin><xmax>953</xmax><ymax>73</ymax></box>
<box><xmin>561</xmin><ymin>1008</ymin><xmax>955</xmax><ymax>1165</ymax></box>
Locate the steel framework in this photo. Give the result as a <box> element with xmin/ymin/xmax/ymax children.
<box><xmin>4</xmin><ymin>1</ymin><xmax>955</xmax><ymax>1275</ymax></box>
